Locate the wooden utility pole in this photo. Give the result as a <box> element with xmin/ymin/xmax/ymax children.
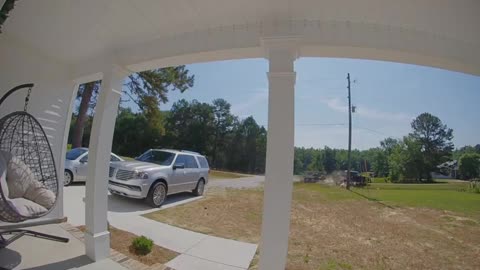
<box><xmin>346</xmin><ymin>73</ymin><xmax>352</xmax><ymax>189</ymax></box>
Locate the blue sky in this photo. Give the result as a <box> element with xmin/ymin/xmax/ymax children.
<box><xmin>123</xmin><ymin>58</ymin><xmax>480</xmax><ymax>150</ymax></box>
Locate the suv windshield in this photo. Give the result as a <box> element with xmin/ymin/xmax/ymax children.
<box><xmin>137</xmin><ymin>150</ymin><xmax>175</xmax><ymax>166</ymax></box>
<box><xmin>66</xmin><ymin>148</ymin><xmax>87</xmax><ymax>160</ymax></box>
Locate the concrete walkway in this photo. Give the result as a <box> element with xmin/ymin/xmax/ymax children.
<box><xmin>64</xmin><ymin>184</ymin><xmax>257</xmax><ymax>270</ymax></box>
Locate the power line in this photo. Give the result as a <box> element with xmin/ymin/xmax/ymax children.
<box><xmin>354</xmin><ymin>126</ymin><xmax>388</xmax><ymax>136</ymax></box>
<box><xmin>263</xmin><ymin>122</ymin><xmax>392</xmax><ymax>135</ymax></box>
<box><xmin>296</xmin><ymin>123</ymin><xmax>346</xmax><ymax>126</ymax></box>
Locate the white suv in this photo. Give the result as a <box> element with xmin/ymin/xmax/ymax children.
<box><xmin>108</xmin><ymin>149</ymin><xmax>209</xmax><ymax>207</ymax></box>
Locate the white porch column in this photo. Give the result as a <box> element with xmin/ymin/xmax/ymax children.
<box><xmin>259</xmin><ymin>38</ymin><xmax>298</xmax><ymax>270</ymax></box>
<box><xmin>85</xmin><ymin>65</ymin><xmax>128</xmax><ymax>261</ymax></box>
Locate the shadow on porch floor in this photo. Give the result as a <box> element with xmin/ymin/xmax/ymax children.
<box><xmin>0</xmin><ymin>224</ymin><xmax>127</xmax><ymax>270</ymax></box>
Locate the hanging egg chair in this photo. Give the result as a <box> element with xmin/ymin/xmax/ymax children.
<box><xmin>0</xmin><ymin>84</ymin><xmax>68</xmax><ymax>248</ymax></box>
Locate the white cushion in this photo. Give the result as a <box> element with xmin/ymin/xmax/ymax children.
<box><xmin>24</xmin><ymin>180</ymin><xmax>56</xmax><ymax>209</ymax></box>
<box><xmin>0</xmin><ymin>151</ymin><xmax>8</xmax><ymax>198</ymax></box>
<box><xmin>4</xmin><ymin>153</ymin><xmax>36</xmax><ymax>199</ymax></box>
<box><xmin>7</xmin><ymin>197</ymin><xmax>48</xmax><ymax>217</ymax></box>
<box><xmin>2</xmin><ymin>151</ymin><xmax>56</xmax><ymax>209</ymax></box>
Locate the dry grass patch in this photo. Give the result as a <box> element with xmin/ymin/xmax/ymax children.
<box><xmin>144</xmin><ymin>184</ymin><xmax>480</xmax><ymax>270</ymax></box>
<box><xmin>78</xmin><ymin>225</ymin><xmax>178</xmax><ymax>266</ymax></box>
<box><xmin>209</xmin><ymin>170</ymin><xmax>252</xmax><ymax>180</ymax></box>
<box><xmin>144</xmin><ymin>188</ymin><xmax>262</xmax><ymax>243</ymax></box>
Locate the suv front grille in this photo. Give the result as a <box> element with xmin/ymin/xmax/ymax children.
<box><xmin>109</xmin><ymin>167</ymin><xmax>115</xmax><ymax>177</ymax></box>
<box><xmin>116</xmin><ymin>169</ymin><xmax>134</xmax><ymax>180</ymax></box>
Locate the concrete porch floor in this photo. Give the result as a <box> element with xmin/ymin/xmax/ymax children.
<box><xmin>0</xmin><ymin>224</ymin><xmax>127</xmax><ymax>270</ymax></box>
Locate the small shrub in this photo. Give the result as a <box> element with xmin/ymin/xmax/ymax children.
<box><xmin>131</xmin><ymin>236</ymin><xmax>153</xmax><ymax>255</ymax></box>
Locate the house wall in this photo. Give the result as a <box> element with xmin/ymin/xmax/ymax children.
<box><xmin>0</xmin><ymin>34</ymin><xmax>75</xmax><ymax>225</ymax></box>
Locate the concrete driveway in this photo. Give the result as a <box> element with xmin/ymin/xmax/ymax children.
<box><xmin>209</xmin><ymin>175</ymin><xmax>300</xmax><ymax>189</ymax></box>
<box><xmin>63</xmin><ymin>183</ymin><xmax>257</xmax><ymax>270</ymax></box>
<box><xmin>209</xmin><ymin>175</ymin><xmax>265</xmax><ymax>189</ymax></box>
<box><xmin>64</xmin><ymin>184</ymin><xmax>201</xmax><ymax>226</ymax></box>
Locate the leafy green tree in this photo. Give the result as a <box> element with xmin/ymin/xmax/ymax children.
<box><xmin>243</xmin><ymin>117</ymin><xmax>261</xmax><ymax>173</ymax></box>
<box><xmin>71</xmin><ymin>82</ymin><xmax>100</xmax><ymax>148</ymax></box>
<box><xmin>294</xmin><ymin>155</ymin><xmax>304</xmax><ymax>175</ymax></box>
<box><xmin>370</xmin><ymin>148</ymin><xmax>389</xmax><ymax>177</ymax></box>
<box><xmin>458</xmin><ymin>153</ymin><xmax>480</xmax><ymax>180</ymax></box>
<box><xmin>255</xmin><ymin>127</ymin><xmax>267</xmax><ymax>173</ymax></box>
<box><xmin>388</xmin><ymin>136</ymin><xmax>425</xmax><ymax>182</ymax></box>
<box><xmin>125</xmin><ymin>67</ymin><xmax>194</xmax><ymax>111</ymax></box>
<box><xmin>71</xmin><ymin>66</ymin><xmax>194</xmax><ymax>148</ymax></box>
<box><xmin>112</xmin><ymin>108</ymin><xmax>149</xmax><ymax>156</ymax></box>
<box><xmin>211</xmin><ymin>99</ymin><xmax>236</xmax><ymax>168</ymax></box>
<box><xmin>323</xmin><ymin>147</ymin><xmax>336</xmax><ymax>173</ymax></box>
<box><xmin>307</xmin><ymin>151</ymin><xmax>324</xmax><ymax>172</ymax></box>
<box><xmin>453</xmin><ymin>145</ymin><xmax>480</xmax><ymax>160</ymax></box>
<box><xmin>410</xmin><ymin>113</ymin><xmax>453</xmax><ymax>181</ymax></box>
<box><xmin>380</xmin><ymin>137</ymin><xmax>400</xmax><ymax>155</ymax></box>
<box><xmin>165</xmin><ymin>99</ymin><xmax>215</xmax><ymax>155</ymax></box>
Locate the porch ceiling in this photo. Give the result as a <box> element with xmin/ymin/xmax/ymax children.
<box><xmin>2</xmin><ymin>0</ymin><xmax>480</xmax><ymax>75</ymax></box>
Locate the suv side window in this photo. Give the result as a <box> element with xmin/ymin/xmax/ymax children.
<box><xmin>185</xmin><ymin>155</ymin><xmax>199</xmax><ymax>168</ymax></box>
<box><xmin>197</xmin><ymin>156</ymin><xmax>209</xmax><ymax>168</ymax></box>
<box><xmin>174</xmin><ymin>155</ymin><xmax>187</xmax><ymax>167</ymax></box>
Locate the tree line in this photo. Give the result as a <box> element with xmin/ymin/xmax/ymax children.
<box><xmin>295</xmin><ymin>113</ymin><xmax>480</xmax><ymax>182</ymax></box>
<box><xmin>71</xmin><ymin>98</ymin><xmax>479</xmax><ymax>180</ymax></box>
<box><xmin>68</xmin><ymin>66</ymin><xmax>479</xmax><ymax>179</ymax></box>
<box><xmin>68</xmin><ymin>98</ymin><xmax>267</xmax><ymax>174</ymax></box>
<box><xmin>68</xmin><ymin>65</ymin><xmax>268</xmax><ymax>174</ymax></box>
<box><xmin>113</xmin><ymin>99</ymin><xmax>267</xmax><ymax>174</ymax></box>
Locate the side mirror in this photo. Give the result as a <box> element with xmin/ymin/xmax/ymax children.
<box><xmin>173</xmin><ymin>163</ymin><xmax>185</xmax><ymax>170</ymax></box>
<box><xmin>79</xmin><ymin>158</ymin><xmax>87</xmax><ymax>164</ymax></box>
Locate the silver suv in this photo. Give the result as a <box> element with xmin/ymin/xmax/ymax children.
<box><xmin>108</xmin><ymin>149</ymin><xmax>209</xmax><ymax>207</ymax></box>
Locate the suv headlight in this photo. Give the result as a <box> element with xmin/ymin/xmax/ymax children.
<box><xmin>134</xmin><ymin>170</ymin><xmax>149</xmax><ymax>179</ymax></box>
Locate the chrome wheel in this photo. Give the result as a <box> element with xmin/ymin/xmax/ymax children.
<box><xmin>64</xmin><ymin>170</ymin><xmax>73</xmax><ymax>186</ymax></box>
<box><xmin>197</xmin><ymin>181</ymin><xmax>205</xmax><ymax>195</ymax></box>
<box><xmin>193</xmin><ymin>180</ymin><xmax>205</xmax><ymax>196</ymax></box>
<box><xmin>153</xmin><ymin>184</ymin><xmax>166</xmax><ymax>206</ymax></box>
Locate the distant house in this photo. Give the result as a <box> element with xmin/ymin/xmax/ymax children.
<box><xmin>434</xmin><ymin>160</ymin><xmax>459</xmax><ymax>179</ymax></box>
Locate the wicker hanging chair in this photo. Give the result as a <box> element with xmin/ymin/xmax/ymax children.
<box><xmin>0</xmin><ymin>84</ymin><xmax>67</xmax><ymax>248</ymax></box>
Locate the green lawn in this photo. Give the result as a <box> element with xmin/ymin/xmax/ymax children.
<box><xmin>352</xmin><ymin>181</ymin><xmax>480</xmax><ymax>215</ymax></box>
<box><xmin>296</xmin><ymin>181</ymin><xmax>480</xmax><ymax>216</ymax></box>
<box><xmin>371</xmin><ymin>177</ymin><xmax>389</xmax><ymax>183</ymax></box>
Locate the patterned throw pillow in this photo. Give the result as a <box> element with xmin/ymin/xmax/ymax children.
<box><xmin>1</xmin><ymin>150</ymin><xmax>56</xmax><ymax>209</ymax></box>
<box><xmin>8</xmin><ymin>197</ymin><xmax>48</xmax><ymax>217</ymax></box>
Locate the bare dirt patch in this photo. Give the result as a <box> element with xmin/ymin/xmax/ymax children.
<box><xmin>144</xmin><ymin>185</ymin><xmax>480</xmax><ymax>270</ymax></box>
<box><xmin>209</xmin><ymin>170</ymin><xmax>252</xmax><ymax>179</ymax></box>
<box><xmin>79</xmin><ymin>225</ymin><xmax>178</xmax><ymax>266</ymax></box>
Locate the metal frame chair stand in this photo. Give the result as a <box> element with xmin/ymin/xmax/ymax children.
<box><xmin>0</xmin><ymin>84</ymin><xmax>68</xmax><ymax>248</ymax></box>
<box><xmin>0</xmin><ymin>229</ymin><xmax>68</xmax><ymax>248</ymax></box>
